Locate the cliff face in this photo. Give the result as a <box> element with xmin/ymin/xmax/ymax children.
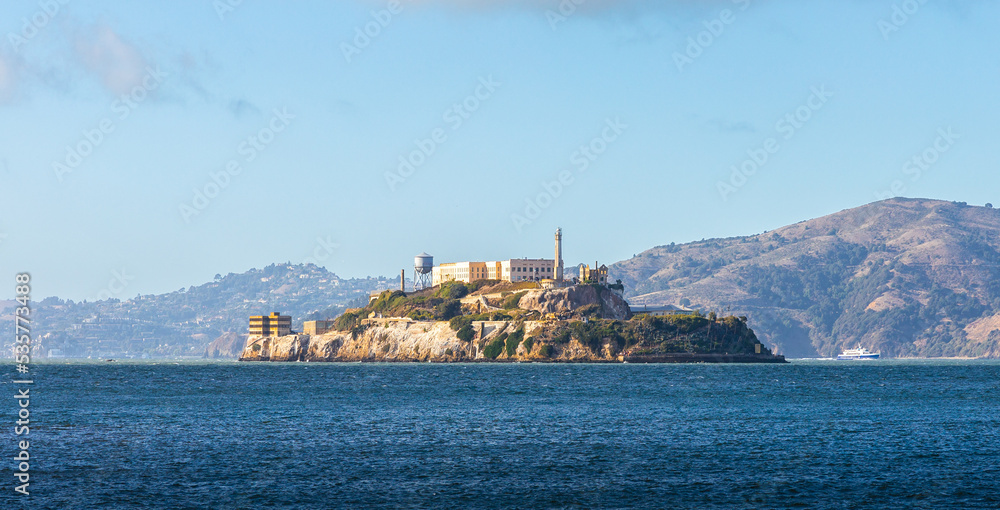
<box><xmin>239</xmin><ymin>314</ymin><xmax>781</xmax><ymax>363</ymax></box>
<box><xmin>516</xmin><ymin>286</ymin><xmax>631</xmax><ymax>320</ymax></box>
<box><xmin>308</xmin><ymin>321</ymin><xmax>472</xmax><ymax>362</ymax></box>
<box><xmin>239</xmin><ymin>335</ymin><xmax>310</xmax><ymax>362</ymax></box>
<box><xmin>239</xmin><ymin>321</ymin><xmax>598</xmax><ymax>362</ymax></box>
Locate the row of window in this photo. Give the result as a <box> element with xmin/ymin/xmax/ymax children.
<box><xmin>511</xmin><ymin>266</ymin><xmax>553</xmax><ymax>273</ymax></box>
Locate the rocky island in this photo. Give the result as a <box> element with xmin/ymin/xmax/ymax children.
<box><xmin>238</xmin><ymin>281</ymin><xmax>785</xmax><ymax>363</ymax></box>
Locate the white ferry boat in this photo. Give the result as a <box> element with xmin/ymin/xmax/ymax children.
<box><xmin>837</xmin><ymin>345</ymin><xmax>880</xmax><ymax>360</ymax></box>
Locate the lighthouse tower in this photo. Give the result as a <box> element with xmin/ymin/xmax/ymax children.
<box><xmin>554</xmin><ymin>228</ymin><xmax>564</xmax><ymax>281</ymax></box>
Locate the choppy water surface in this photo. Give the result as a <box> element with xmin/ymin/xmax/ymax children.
<box><xmin>4</xmin><ymin>360</ymin><xmax>999</xmax><ymax>509</ymax></box>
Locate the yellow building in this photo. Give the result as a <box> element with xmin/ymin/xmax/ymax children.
<box><xmin>249</xmin><ymin>312</ymin><xmax>292</xmax><ymax>337</ymax></box>
<box><xmin>433</xmin><ymin>261</ymin><xmax>492</xmax><ymax>284</ymax></box>
<box><xmin>303</xmin><ymin>320</ymin><xmax>336</xmax><ymax>336</ymax></box>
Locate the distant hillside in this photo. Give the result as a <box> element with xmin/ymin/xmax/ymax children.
<box><xmin>30</xmin><ymin>264</ymin><xmax>392</xmax><ymax>358</ymax></box>
<box><xmin>613</xmin><ymin>198</ymin><xmax>1000</xmax><ymax>358</ymax></box>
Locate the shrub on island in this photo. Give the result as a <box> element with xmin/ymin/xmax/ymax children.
<box><xmin>456</xmin><ymin>324</ymin><xmax>475</xmax><ymax>343</ymax></box>
<box><xmin>505</xmin><ymin>328</ymin><xmax>525</xmax><ymax>357</ymax></box>
<box><xmin>539</xmin><ymin>344</ymin><xmax>554</xmax><ymax>358</ymax></box>
<box><xmin>483</xmin><ymin>333</ymin><xmax>507</xmax><ymax>360</ymax></box>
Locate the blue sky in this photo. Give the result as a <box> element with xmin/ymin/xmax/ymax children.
<box><xmin>2</xmin><ymin>0</ymin><xmax>998</xmax><ymax>300</ymax></box>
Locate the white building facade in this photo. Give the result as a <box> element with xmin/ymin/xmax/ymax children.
<box><xmin>433</xmin><ymin>258</ymin><xmax>558</xmax><ymax>285</ymax></box>
<box><xmin>431</xmin><ymin>229</ymin><xmax>570</xmax><ymax>286</ymax></box>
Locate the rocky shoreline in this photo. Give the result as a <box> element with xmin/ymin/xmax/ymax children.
<box><xmin>238</xmin><ymin>319</ymin><xmax>786</xmax><ymax>364</ymax></box>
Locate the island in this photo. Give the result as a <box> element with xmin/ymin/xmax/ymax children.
<box><xmin>238</xmin><ymin>280</ymin><xmax>785</xmax><ymax>363</ymax></box>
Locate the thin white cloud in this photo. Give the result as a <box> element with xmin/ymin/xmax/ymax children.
<box><xmin>74</xmin><ymin>24</ymin><xmax>147</xmax><ymax>96</ymax></box>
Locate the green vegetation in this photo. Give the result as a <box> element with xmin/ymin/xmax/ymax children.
<box><xmin>502</xmin><ymin>291</ymin><xmax>527</xmax><ymax>310</ymax></box>
<box><xmin>568</xmin><ymin>320</ymin><xmax>623</xmax><ymax>353</ymax></box>
<box><xmin>483</xmin><ymin>333</ymin><xmax>506</xmax><ymax>360</ymax></box>
<box><xmin>529</xmin><ymin>313</ymin><xmax>766</xmax><ymax>357</ymax></box>
<box><xmin>327</xmin><ymin>278</ymin><xmax>767</xmax><ymax>361</ymax></box>
<box><xmin>553</xmin><ymin>330</ymin><xmax>571</xmax><ymax>344</ymax></box>
<box><xmin>505</xmin><ymin>328</ymin><xmax>525</xmax><ymax>357</ymax></box>
<box><xmin>435</xmin><ymin>299</ymin><xmax>462</xmax><ymax>320</ymax></box>
<box><xmin>522</xmin><ymin>336</ymin><xmax>534</xmax><ymax>353</ymax></box>
<box><xmin>435</xmin><ymin>281</ymin><xmax>470</xmax><ymax>300</ymax></box>
<box><xmin>334</xmin><ymin>309</ymin><xmax>366</xmax><ymax>331</ymax></box>
<box><xmin>456</xmin><ymin>324</ymin><xmax>475</xmax><ymax>343</ymax></box>
<box><xmin>408</xmin><ymin>310</ymin><xmax>434</xmax><ymax>321</ymax></box>
<box><xmin>336</xmin><ymin>280</ymin><xmax>520</xmax><ymax>332</ymax></box>
<box><xmin>449</xmin><ymin>316</ymin><xmax>470</xmax><ymax>331</ymax></box>
<box><xmin>368</xmin><ymin>290</ymin><xmax>409</xmax><ymax>314</ymax></box>
<box><xmin>435</xmin><ymin>280</ymin><xmax>499</xmax><ymax>300</ymax></box>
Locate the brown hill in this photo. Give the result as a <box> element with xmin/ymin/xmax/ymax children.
<box><xmin>613</xmin><ymin>198</ymin><xmax>1000</xmax><ymax>358</ymax></box>
<box><xmin>204</xmin><ymin>331</ymin><xmax>245</xmax><ymax>359</ymax></box>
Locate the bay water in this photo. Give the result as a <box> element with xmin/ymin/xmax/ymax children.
<box><xmin>5</xmin><ymin>360</ymin><xmax>999</xmax><ymax>509</ymax></box>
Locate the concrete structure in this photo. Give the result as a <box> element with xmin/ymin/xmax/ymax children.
<box><xmin>249</xmin><ymin>312</ymin><xmax>292</xmax><ymax>337</ymax></box>
<box><xmin>580</xmin><ymin>263</ymin><xmax>609</xmax><ymax>285</ymax></box>
<box><xmin>433</xmin><ymin>258</ymin><xmax>558</xmax><ymax>285</ymax></box>
<box><xmin>629</xmin><ymin>304</ymin><xmax>693</xmax><ymax>317</ymax></box>
<box><xmin>303</xmin><ymin>320</ymin><xmax>336</xmax><ymax>336</ymax></box>
<box><xmin>554</xmin><ymin>228</ymin><xmax>564</xmax><ymax>281</ymax></box>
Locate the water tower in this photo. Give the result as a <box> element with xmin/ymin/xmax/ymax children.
<box><xmin>414</xmin><ymin>253</ymin><xmax>434</xmax><ymax>290</ymax></box>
